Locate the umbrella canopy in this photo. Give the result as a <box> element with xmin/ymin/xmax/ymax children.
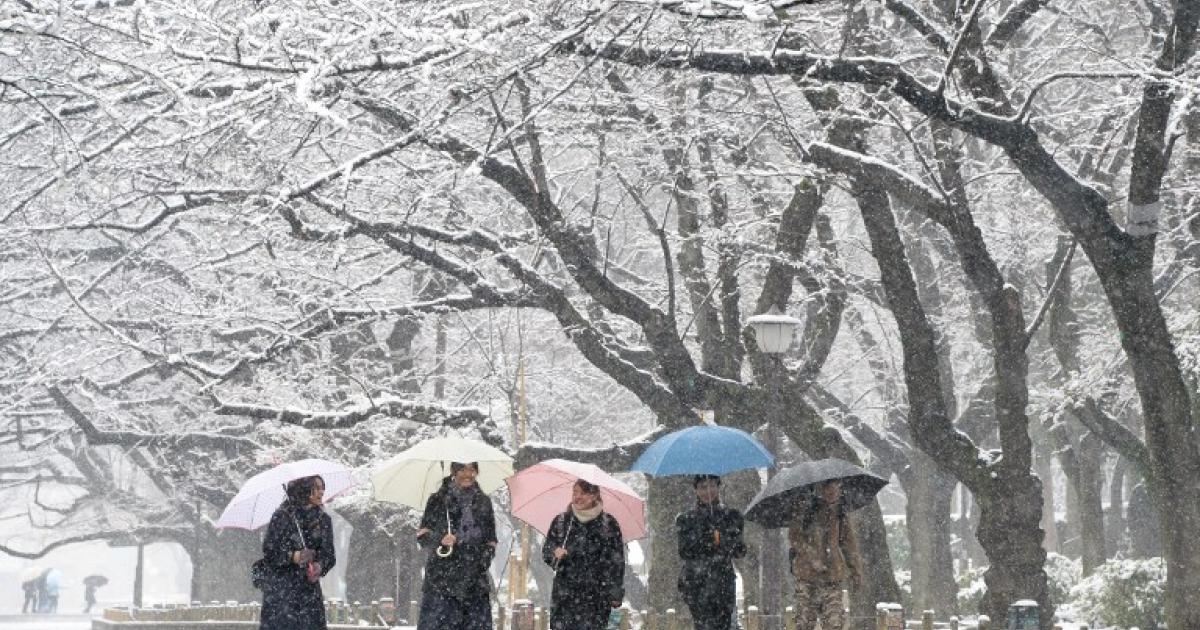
<box><xmin>744</xmin><ymin>458</ymin><xmax>888</xmax><ymax>528</ymax></box>
<box><xmin>83</xmin><ymin>575</ymin><xmax>109</xmax><ymax>587</ymax></box>
<box><xmin>506</xmin><ymin>458</ymin><xmax>647</xmax><ymax>541</ymax></box>
<box><xmin>371</xmin><ymin>436</ymin><xmax>513</xmax><ymax>509</ymax></box>
<box><xmin>630</xmin><ymin>426</ymin><xmax>774</xmax><ymax>476</ymax></box>
<box><xmin>216</xmin><ymin>459</ymin><xmax>355</xmax><ymax>530</ymax></box>
<box><xmin>19</xmin><ymin>566</ymin><xmax>44</xmax><ymax>585</ymax></box>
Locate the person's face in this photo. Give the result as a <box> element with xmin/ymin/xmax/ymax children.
<box><xmin>695</xmin><ymin>479</ymin><xmax>720</xmax><ymax>504</ymax></box>
<box><xmin>453</xmin><ymin>465</ymin><xmax>478</xmax><ymax>488</ymax></box>
<box><xmin>309</xmin><ymin>478</ymin><xmax>325</xmax><ymax>506</ymax></box>
<box><xmin>820</xmin><ymin>481</ymin><xmax>842</xmax><ymax>505</ymax></box>
<box><xmin>572</xmin><ymin>485</ymin><xmax>600</xmax><ymax>510</ymax></box>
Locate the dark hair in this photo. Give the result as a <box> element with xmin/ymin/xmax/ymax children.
<box><xmin>693</xmin><ymin>474</ymin><xmax>721</xmax><ymax>487</ymax></box>
<box><xmin>450</xmin><ymin>461</ymin><xmax>479</xmax><ymax>475</ymax></box>
<box><xmin>574</xmin><ymin>479</ymin><xmax>601</xmax><ymax>496</ymax></box>
<box><xmin>285</xmin><ymin>475</ymin><xmax>324</xmax><ymax>507</ymax></box>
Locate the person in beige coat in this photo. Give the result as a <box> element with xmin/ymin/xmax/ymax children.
<box><xmin>787</xmin><ymin>480</ymin><xmax>863</xmax><ymax>630</ymax></box>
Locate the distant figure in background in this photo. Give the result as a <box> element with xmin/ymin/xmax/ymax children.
<box><xmin>84</xmin><ymin>583</ymin><xmax>97</xmax><ymax>613</ymax></box>
<box><xmin>83</xmin><ymin>575</ymin><xmax>108</xmax><ymax>614</ymax></box>
<box><xmin>259</xmin><ymin>475</ymin><xmax>336</xmax><ymax>630</ymax></box>
<box><xmin>40</xmin><ymin>568</ymin><xmax>61</xmax><ymax>613</ymax></box>
<box><xmin>21</xmin><ymin>577</ymin><xmax>39</xmax><ymax>613</ymax></box>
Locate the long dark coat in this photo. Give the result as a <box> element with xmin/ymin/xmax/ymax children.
<box><xmin>416</xmin><ymin>479</ymin><xmax>497</xmax><ymax>630</ymax></box>
<box><xmin>541</xmin><ymin>509</ymin><xmax>625</xmax><ymax>630</ymax></box>
<box><xmin>676</xmin><ymin>502</ymin><xmax>745</xmax><ymax>629</ymax></box>
<box><xmin>259</xmin><ymin>504</ymin><xmax>336</xmax><ymax>630</ymax></box>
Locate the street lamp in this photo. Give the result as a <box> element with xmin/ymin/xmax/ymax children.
<box><xmin>746</xmin><ymin>306</ymin><xmax>802</xmax><ymax>354</ymax></box>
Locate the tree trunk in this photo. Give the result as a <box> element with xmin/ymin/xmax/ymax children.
<box><xmin>905</xmin><ymin>451</ymin><xmax>958</xmax><ymax>616</ymax></box>
<box><xmin>1103</xmin><ymin>260</ymin><xmax>1200</xmax><ymax>626</ymax></box>
<box><xmin>646</xmin><ymin>475</ymin><xmax>691</xmax><ymax>614</ymax></box>
<box><xmin>1076</xmin><ymin>435</ymin><xmax>1107</xmax><ymax>574</ymax></box>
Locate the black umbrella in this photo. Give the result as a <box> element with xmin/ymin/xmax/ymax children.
<box><xmin>744</xmin><ymin>458</ymin><xmax>888</xmax><ymax>528</ymax></box>
<box><xmin>83</xmin><ymin>575</ymin><xmax>108</xmax><ymax>587</ymax></box>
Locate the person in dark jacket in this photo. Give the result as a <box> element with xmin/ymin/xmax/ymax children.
<box><xmin>788</xmin><ymin>480</ymin><xmax>862</xmax><ymax>630</ymax></box>
<box><xmin>676</xmin><ymin>475</ymin><xmax>746</xmax><ymax>630</ymax></box>
<box><xmin>415</xmin><ymin>462</ymin><xmax>498</xmax><ymax>630</ymax></box>
<box><xmin>259</xmin><ymin>475</ymin><xmax>336</xmax><ymax>630</ymax></box>
<box><xmin>542</xmin><ymin>479</ymin><xmax>625</xmax><ymax>630</ymax></box>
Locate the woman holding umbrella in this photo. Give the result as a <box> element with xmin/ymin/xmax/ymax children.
<box><xmin>414</xmin><ymin>462</ymin><xmax>498</xmax><ymax>630</ymax></box>
<box><xmin>259</xmin><ymin>476</ymin><xmax>336</xmax><ymax>630</ymax></box>
<box><xmin>542</xmin><ymin>479</ymin><xmax>625</xmax><ymax>630</ymax></box>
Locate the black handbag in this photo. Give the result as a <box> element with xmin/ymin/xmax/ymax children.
<box><xmin>251</xmin><ymin>558</ymin><xmax>271</xmax><ymax>590</ymax></box>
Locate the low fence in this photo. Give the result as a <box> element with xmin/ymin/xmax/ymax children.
<box><xmin>94</xmin><ymin>599</ymin><xmax>1089</xmax><ymax>630</ymax></box>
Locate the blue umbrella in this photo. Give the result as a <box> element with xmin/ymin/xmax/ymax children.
<box><xmin>630</xmin><ymin>426</ymin><xmax>775</xmax><ymax>476</ymax></box>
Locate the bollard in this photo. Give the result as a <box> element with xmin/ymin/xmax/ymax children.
<box><xmin>1052</xmin><ymin>625</ymin><xmax>1062</xmax><ymax>630</ymax></box>
<box><xmin>922</xmin><ymin>609</ymin><xmax>934</xmax><ymax>630</ymax></box>
<box><xmin>534</xmin><ymin>607</ymin><xmax>544</xmax><ymax>630</ymax></box>
<box><xmin>665</xmin><ymin>608</ymin><xmax>678</xmax><ymax>630</ymax></box>
<box><xmin>950</xmin><ymin>615</ymin><xmax>959</xmax><ymax>630</ymax></box>
<box><xmin>646</xmin><ymin>608</ymin><xmax>658</xmax><ymax>630</ymax></box>
<box><xmin>497</xmin><ymin>604</ymin><xmax>506</xmax><ymax>630</ymax></box>
<box><xmin>410</xmin><ymin>599</ymin><xmax>420</xmax><ymax>626</ymax></box>
<box><xmin>746</xmin><ymin>605</ymin><xmax>761</xmax><ymax>630</ymax></box>
<box><xmin>785</xmin><ymin>606</ymin><xmax>796</xmax><ymax>630</ymax></box>
<box><xmin>978</xmin><ymin>614</ymin><xmax>991</xmax><ymax>630</ymax></box>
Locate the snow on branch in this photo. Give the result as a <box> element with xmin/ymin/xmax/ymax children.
<box><xmin>212</xmin><ymin>395</ymin><xmax>499</xmax><ymax>436</ymax></box>
<box><xmin>514</xmin><ymin>425</ymin><xmax>670</xmax><ymax>470</ymax></box>
<box><xmin>47</xmin><ymin>386</ymin><xmax>258</xmax><ymax>453</ymax></box>
<box><xmin>0</xmin><ymin>526</ymin><xmax>188</xmax><ymax>559</ymax></box>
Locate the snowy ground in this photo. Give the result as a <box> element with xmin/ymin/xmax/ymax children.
<box><xmin>0</xmin><ymin>615</ymin><xmax>92</xmax><ymax>630</ymax></box>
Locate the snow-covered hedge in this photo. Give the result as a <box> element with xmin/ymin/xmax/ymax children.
<box><xmin>1068</xmin><ymin>557</ymin><xmax>1166</xmax><ymax>629</ymax></box>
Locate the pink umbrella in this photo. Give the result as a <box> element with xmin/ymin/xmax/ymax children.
<box><xmin>505</xmin><ymin>458</ymin><xmax>647</xmax><ymax>541</ymax></box>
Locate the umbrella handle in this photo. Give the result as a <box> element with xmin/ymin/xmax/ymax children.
<box><xmin>437</xmin><ymin>503</ymin><xmax>454</xmax><ymax>557</ymax></box>
<box><xmin>552</xmin><ymin>518</ymin><xmax>573</xmax><ymax>571</ymax></box>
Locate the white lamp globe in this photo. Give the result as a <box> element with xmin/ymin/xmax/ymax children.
<box><xmin>746</xmin><ymin>306</ymin><xmax>801</xmax><ymax>354</ymax></box>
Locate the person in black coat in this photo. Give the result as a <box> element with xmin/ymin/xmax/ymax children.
<box><xmin>259</xmin><ymin>475</ymin><xmax>336</xmax><ymax>630</ymax></box>
<box><xmin>676</xmin><ymin>475</ymin><xmax>746</xmax><ymax>630</ymax></box>
<box><xmin>542</xmin><ymin>479</ymin><xmax>625</xmax><ymax>630</ymax></box>
<box><xmin>415</xmin><ymin>462</ymin><xmax>498</xmax><ymax>630</ymax></box>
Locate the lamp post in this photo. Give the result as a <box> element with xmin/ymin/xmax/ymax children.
<box><xmin>746</xmin><ymin>305</ymin><xmax>800</xmax><ymax>630</ymax></box>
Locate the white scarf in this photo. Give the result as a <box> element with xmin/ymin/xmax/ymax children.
<box><xmin>571</xmin><ymin>502</ymin><xmax>603</xmax><ymax>523</ymax></box>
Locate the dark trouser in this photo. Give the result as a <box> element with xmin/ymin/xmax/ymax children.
<box><xmin>550</xmin><ymin>596</ymin><xmax>610</xmax><ymax>630</ymax></box>
<box><xmin>23</xmin><ymin>593</ymin><xmax>36</xmax><ymax>614</ymax></box>
<box><xmin>689</xmin><ymin>603</ymin><xmax>734</xmax><ymax>630</ymax></box>
<box><xmin>417</xmin><ymin>589</ymin><xmax>493</xmax><ymax>630</ymax></box>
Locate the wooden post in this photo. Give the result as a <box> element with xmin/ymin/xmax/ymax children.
<box><xmin>619</xmin><ymin>605</ymin><xmax>632</xmax><ymax>630</ymax></box>
<box><xmin>665</xmin><ymin>608</ymin><xmax>678</xmax><ymax>630</ymax></box>
<box><xmin>785</xmin><ymin>605</ymin><xmax>796</xmax><ymax>630</ymax></box>
<box><xmin>496</xmin><ymin>604</ymin><xmax>506</xmax><ymax>630</ymax></box>
<box><xmin>409</xmin><ymin>599</ymin><xmax>420</xmax><ymax>626</ymax></box>
<box><xmin>978</xmin><ymin>614</ymin><xmax>991</xmax><ymax>630</ymax></box>
<box><xmin>875</xmin><ymin>606</ymin><xmax>888</xmax><ymax>630</ymax></box>
<box><xmin>746</xmin><ymin>605</ymin><xmax>760</xmax><ymax>630</ymax></box>
<box><xmin>922</xmin><ymin>609</ymin><xmax>934</xmax><ymax>630</ymax></box>
<box><xmin>950</xmin><ymin>615</ymin><xmax>959</xmax><ymax>630</ymax></box>
<box><xmin>646</xmin><ymin>608</ymin><xmax>658</xmax><ymax>630</ymax></box>
<box><xmin>379</xmin><ymin>597</ymin><xmax>394</xmax><ymax>625</ymax></box>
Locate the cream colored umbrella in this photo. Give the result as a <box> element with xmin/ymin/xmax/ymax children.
<box><xmin>370</xmin><ymin>436</ymin><xmax>514</xmax><ymax>509</ymax></box>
